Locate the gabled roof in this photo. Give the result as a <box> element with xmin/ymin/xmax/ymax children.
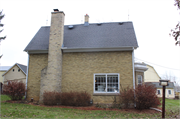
<box><xmin>2</xmin><ymin>63</ymin><xmax>27</xmax><ymax>76</ymax></box>
<box><xmin>145</xmin><ymin>82</ymin><xmax>175</xmax><ymax>89</ymax></box>
<box><xmin>0</xmin><ymin>66</ymin><xmax>11</xmax><ymax>71</ymax></box>
<box><xmin>24</xmin><ymin>22</ymin><xmax>138</xmax><ymax>52</ymax></box>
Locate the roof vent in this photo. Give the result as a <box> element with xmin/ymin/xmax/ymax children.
<box><xmin>53</xmin><ymin>9</ymin><xmax>59</xmax><ymax>12</ymax></box>
<box><xmin>97</xmin><ymin>23</ymin><xmax>102</xmax><ymax>26</ymax></box>
<box><xmin>68</xmin><ymin>25</ymin><xmax>74</xmax><ymax>29</ymax></box>
<box><xmin>119</xmin><ymin>22</ymin><xmax>123</xmax><ymax>25</ymax></box>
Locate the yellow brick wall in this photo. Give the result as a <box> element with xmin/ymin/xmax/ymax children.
<box><xmin>62</xmin><ymin>51</ymin><xmax>133</xmax><ymax>104</ymax></box>
<box><xmin>27</xmin><ymin>54</ymin><xmax>48</xmax><ymax>101</ymax></box>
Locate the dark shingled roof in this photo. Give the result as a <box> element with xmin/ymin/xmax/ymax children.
<box><xmin>145</xmin><ymin>82</ymin><xmax>175</xmax><ymax>89</ymax></box>
<box><xmin>17</xmin><ymin>63</ymin><xmax>27</xmax><ymax>74</ymax></box>
<box><xmin>24</xmin><ymin>22</ymin><xmax>138</xmax><ymax>51</ymax></box>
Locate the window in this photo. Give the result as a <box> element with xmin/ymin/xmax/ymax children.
<box><xmin>168</xmin><ymin>90</ymin><xmax>171</xmax><ymax>95</ymax></box>
<box><xmin>18</xmin><ymin>69</ymin><xmax>20</xmax><ymax>72</ymax></box>
<box><xmin>157</xmin><ymin>89</ymin><xmax>161</xmax><ymax>94</ymax></box>
<box><xmin>12</xmin><ymin>69</ymin><xmax>15</xmax><ymax>72</ymax></box>
<box><xmin>94</xmin><ymin>74</ymin><xmax>119</xmax><ymax>93</ymax></box>
<box><xmin>138</xmin><ymin>75</ymin><xmax>142</xmax><ymax>85</ymax></box>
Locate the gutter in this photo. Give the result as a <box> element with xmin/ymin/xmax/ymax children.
<box><xmin>25</xmin><ymin>53</ymin><xmax>29</xmax><ymax>99</ymax></box>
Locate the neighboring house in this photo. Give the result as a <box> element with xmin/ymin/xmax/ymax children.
<box><xmin>0</xmin><ymin>66</ymin><xmax>11</xmax><ymax>84</ymax></box>
<box><xmin>174</xmin><ymin>86</ymin><xmax>180</xmax><ymax>98</ymax></box>
<box><xmin>2</xmin><ymin>63</ymin><xmax>27</xmax><ymax>84</ymax></box>
<box><xmin>0</xmin><ymin>66</ymin><xmax>11</xmax><ymax>92</ymax></box>
<box><xmin>24</xmin><ymin>9</ymin><xmax>145</xmax><ymax>104</ymax></box>
<box><xmin>144</xmin><ymin>64</ymin><xmax>161</xmax><ymax>82</ymax></box>
<box><xmin>144</xmin><ymin>64</ymin><xmax>175</xmax><ymax>98</ymax></box>
<box><xmin>146</xmin><ymin>82</ymin><xmax>175</xmax><ymax>99</ymax></box>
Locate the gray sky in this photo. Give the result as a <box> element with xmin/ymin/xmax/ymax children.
<box><xmin>0</xmin><ymin>0</ymin><xmax>180</xmax><ymax>83</ymax></box>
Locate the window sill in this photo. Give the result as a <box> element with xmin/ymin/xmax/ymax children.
<box><xmin>93</xmin><ymin>93</ymin><xmax>119</xmax><ymax>96</ymax></box>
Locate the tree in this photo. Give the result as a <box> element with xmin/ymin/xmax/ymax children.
<box><xmin>171</xmin><ymin>0</ymin><xmax>180</xmax><ymax>46</ymax></box>
<box><xmin>162</xmin><ymin>72</ymin><xmax>179</xmax><ymax>84</ymax></box>
<box><xmin>0</xmin><ymin>10</ymin><xmax>6</xmax><ymax>41</ymax></box>
<box><xmin>0</xmin><ymin>10</ymin><xmax>6</xmax><ymax>58</ymax></box>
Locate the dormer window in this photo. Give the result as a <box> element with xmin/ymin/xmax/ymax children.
<box><xmin>18</xmin><ymin>69</ymin><xmax>20</xmax><ymax>72</ymax></box>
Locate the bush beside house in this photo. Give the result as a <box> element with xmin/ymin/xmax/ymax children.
<box><xmin>3</xmin><ymin>80</ymin><xmax>26</xmax><ymax>100</ymax></box>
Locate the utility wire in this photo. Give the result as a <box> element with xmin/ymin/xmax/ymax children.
<box><xmin>135</xmin><ymin>57</ymin><xmax>180</xmax><ymax>71</ymax></box>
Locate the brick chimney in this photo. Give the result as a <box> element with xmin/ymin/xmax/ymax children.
<box><xmin>84</xmin><ymin>14</ymin><xmax>89</xmax><ymax>26</ymax></box>
<box><xmin>47</xmin><ymin>9</ymin><xmax>65</xmax><ymax>92</ymax></box>
<box><xmin>39</xmin><ymin>9</ymin><xmax>65</xmax><ymax>102</ymax></box>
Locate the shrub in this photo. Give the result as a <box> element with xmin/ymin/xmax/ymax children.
<box><xmin>3</xmin><ymin>80</ymin><xmax>26</xmax><ymax>100</ymax></box>
<box><xmin>135</xmin><ymin>83</ymin><xmax>161</xmax><ymax>110</ymax></box>
<box><xmin>118</xmin><ymin>86</ymin><xmax>134</xmax><ymax>108</ymax></box>
<box><xmin>61</xmin><ymin>91</ymin><xmax>91</xmax><ymax>106</ymax></box>
<box><xmin>43</xmin><ymin>91</ymin><xmax>91</xmax><ymax>106</ymax></box>
<box><xmin>43</xmin><ymin>91</ymin><xmax>61</xmax><ymax>105</ymax></box>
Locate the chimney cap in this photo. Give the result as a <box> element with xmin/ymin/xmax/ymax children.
<box><xmin>53</xmin><ymin>9</ymin><xmax>59</xmax><ymax>12</ymax></box>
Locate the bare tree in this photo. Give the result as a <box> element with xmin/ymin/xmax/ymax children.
<box><xmin>0</xmin><ymin>10</ymin><xmax>6</xmax><ymax>59</ymax></box>
<box><xmin>170</xmin><ymin>0</ymin><xmax>180</xmax><ymax>46</ymax></box>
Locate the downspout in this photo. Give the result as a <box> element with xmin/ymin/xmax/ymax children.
<box><xmin>132</xmin><ymin>47</ymin><xmax>136</xmax><ymax>107</ymax></box>
<box><xmin>25</xmin><ymin>53</ymin><xmax>29</xmax><ymax>99</ymax></box>
<box><xmin>132</xmin><ymin>48</ymin><xmax>135</xmax><ymax>90</ymax></box>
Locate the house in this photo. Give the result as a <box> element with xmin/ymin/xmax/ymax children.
<box><xmin>143</xmin><ymin>64</ymin><xmax>175</xmax><ymax>98</ymax></box>
<box><xmin>144</xmin><ymin>64</ymin><xmax>161</xmax><ymax>82</ymax></box>
<box><xmin>174</xmin><ymin>85</ymin><xmax>180</xmax><ymax>98</ymax></box>
<box><xmin>146</xmin><ymin>82</ymin><xmax>175</xmax><ymax>99</ymax></box>
<box><xmin>0</xmin><ymin>66</ymin><xmax>11</xmax><ymax>84</ymax></box>
<box><xmin>2</xmin><ymin>63</ymin><xmax>27</xmax><ymax>85</ymax></box>
<box><xmin>24</xmin><ymin>9</ymin><xmax>146</xmax><ymax>104</ymax></box>
<box><xmin>0</xmin><ymin>66</ymin><xmax>11</xmax><ymax>92</ymax></box>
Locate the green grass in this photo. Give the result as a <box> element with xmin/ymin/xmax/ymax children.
<box><xmin>163</xmin><ymin>98</ymin><xmax>180</xmax><ymax>117</ymax></box>
<box><xmin>1</xmin><ymin>95</ymin><xmax>10</xmax><ymax>101</ymax></box>
<box><xmin>0</xmin><ymin>95</ymin><xmax>179</xmax><ymax>118</ymax></box>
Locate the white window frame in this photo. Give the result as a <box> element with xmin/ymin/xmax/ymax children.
<box><xmin>157</xmin><ymin>89</ymin><xmax>161</xmax><ymax>94</ymax></box>
<box><xmin>94</xmin><ymin>73</ymin><xmax>120</xmax><ymax>94</ymax></box>
<box><xmin>168</xmin><ymin>90</ymin><xmax>171</xmax><ymax>95</ymax></box>
<box><xmin>137</xmin><ymin>75</ymin><xmax>142</xmax><ymax>85</ymax></box>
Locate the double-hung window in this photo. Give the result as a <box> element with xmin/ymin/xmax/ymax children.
<box><xmin>94</xmin><ymin>73</ymin><xmax>119</xmax><ymax>93</ymax></box>
<box><xmin>168</xmin><ymin>90</ymin><xmax>171</xmax><ymax>95</ymax></box>
<box><xmin>157</xmin><ymin>89</ymin><xmax>161</xmax><ymax>94</ymax></box>
<box><xmin>137</xmin><ymin>75</ymin><xmax>142</xmax><ymax>85</ymax></box>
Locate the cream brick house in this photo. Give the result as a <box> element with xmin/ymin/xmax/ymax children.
<box><xmin>24</xmin><ymin>9</ymin><xmax>147</xmax><ymax>104</ymax></box>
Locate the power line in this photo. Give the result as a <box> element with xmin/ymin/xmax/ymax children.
<box><xmin>135</xmin><ymin>57</ymin><xmax>180</xmax><ymax>71</ymax></box>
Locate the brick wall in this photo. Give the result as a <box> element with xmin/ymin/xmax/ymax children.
<box><xmin>62</xmin><ymin>51</ymin><xmax>133</xmax><ymax>104</ymax></box>
<box><xmin>27</xmin><ymin>51</ymin><xmax>133</xmax><ymax>104</ymax></box>
<box><xmin>27</xmin><ymin>54</ymin><xmax>48</xmax><ymax>101</ymax></box>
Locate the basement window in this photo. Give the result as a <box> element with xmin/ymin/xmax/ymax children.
<box><xmin>94</xmin><ymin>73</ymin><xmax>119</xmax><ymax>94</ymax></box>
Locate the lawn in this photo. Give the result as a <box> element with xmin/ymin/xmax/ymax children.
<box><xmin>0</xmin><ymin>95</ymin><xmax>179</xmax><ymax>118</ymax></box>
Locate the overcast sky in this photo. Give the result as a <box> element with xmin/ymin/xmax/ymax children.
<box><xmin>0</xmin><ymin>0</ymin><xmax>180</xmax><ymax>83</ymax></box>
